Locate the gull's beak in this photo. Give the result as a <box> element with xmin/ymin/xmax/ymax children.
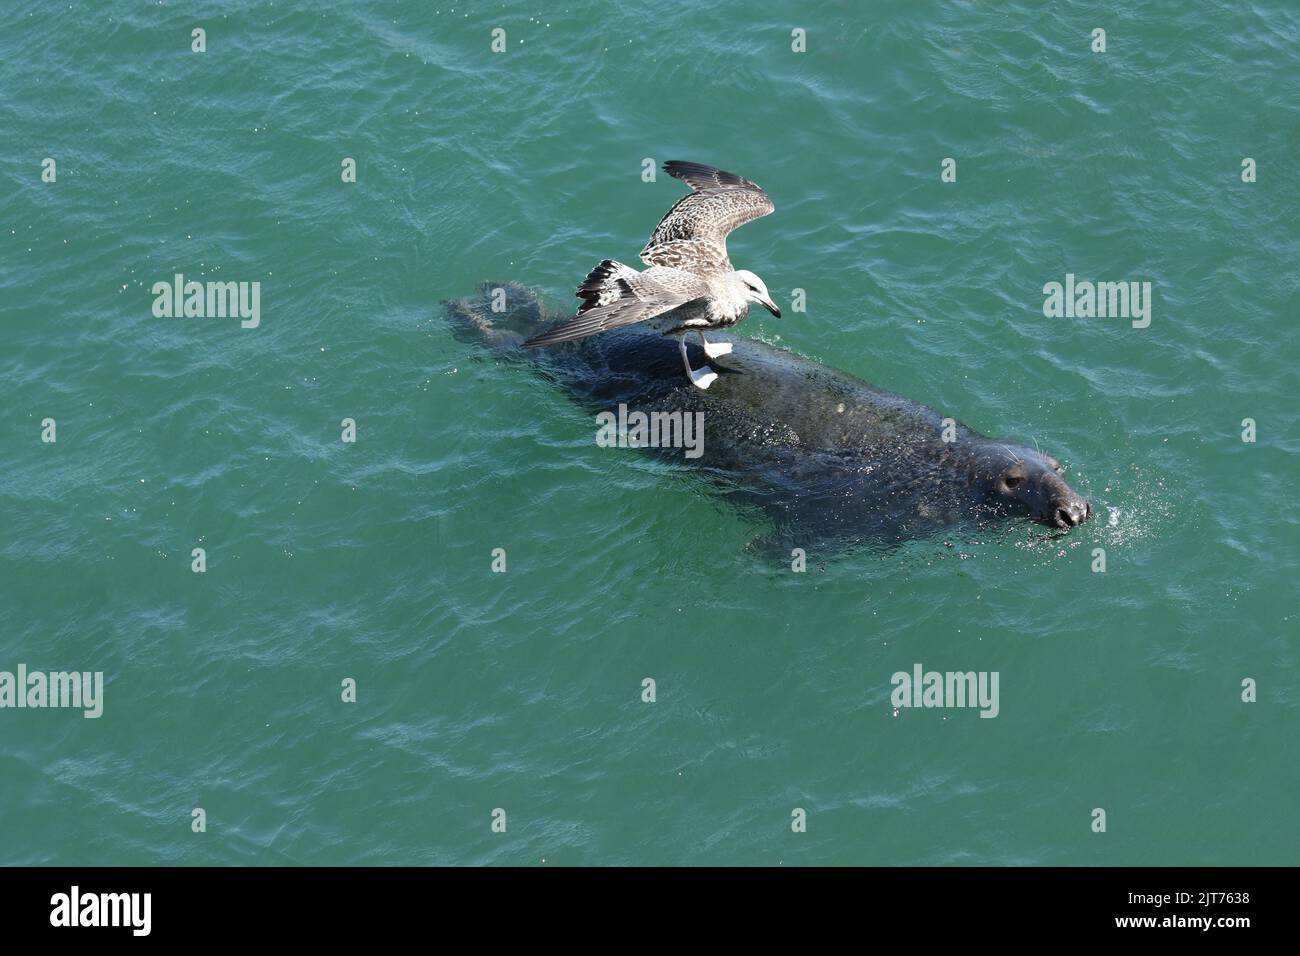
<box><xmin>761</xmin><ymin>296</ymin><xmax>781</xmax><ymax>318</ymax></box>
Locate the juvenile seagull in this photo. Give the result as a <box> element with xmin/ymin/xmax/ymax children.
<box><xmin>521</xmin><ymin>160</ymin><xmax>780</xmax><ymax>389</ymax></box>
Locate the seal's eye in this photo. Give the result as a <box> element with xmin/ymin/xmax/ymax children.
<box><xmin>1004</xmin><ymin>475</ymin><xmax>1023</xmax><ymax>489</ymax></box>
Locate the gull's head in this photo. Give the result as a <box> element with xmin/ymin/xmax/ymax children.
<box><xmin>732</xmin><ymin>270</ymin><xmax>781</xmax><ymax>318</ymax></box>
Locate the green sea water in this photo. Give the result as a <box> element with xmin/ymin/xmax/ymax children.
<box><xmin>1</xmin><ymin>1</ymin><xmax>1297</xmax><ymax>865</ymax></box>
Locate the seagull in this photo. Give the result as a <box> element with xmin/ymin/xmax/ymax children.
<box><xmin>521</xmin><ymin>160</ymin><xmax>781</xmax><ymax>389</ymax></box>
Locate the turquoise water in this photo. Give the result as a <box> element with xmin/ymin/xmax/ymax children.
<box><xmin>1</xmin><ymin>1</ymin><xmax>1297</xmax><ymax>865</ymax></box>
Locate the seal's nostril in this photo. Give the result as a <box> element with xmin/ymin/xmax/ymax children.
<box><xmin>1055</xmin><ymin>506</ymin><xmax>1084</xmax><ymax>528</ymax></box>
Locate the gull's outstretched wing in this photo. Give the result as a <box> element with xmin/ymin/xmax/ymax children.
<box><xmin>521</xmin><ymin>268</ymin><xmax>707</xmax><ymax>348</ymax></box>
<box><xmin>639</xmin><ymin>161</ymin><xmax>775</xmax><ymax>277</ymax></box>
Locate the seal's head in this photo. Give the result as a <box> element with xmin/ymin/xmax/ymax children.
<box><xmin>976</xmin><ymin>443</ymin><xmax>1092</xmax><ymax>530</ymax></box>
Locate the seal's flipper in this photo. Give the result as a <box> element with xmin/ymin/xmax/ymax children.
<box><xmin>446</xmin><ymin>282</ymin><xmax>619</xmax><ymax>386</ymax></box>
<box><xmin>444</xmin><ymin>281</ymin><xmax>550</xmax><ymax>352</ymax></box>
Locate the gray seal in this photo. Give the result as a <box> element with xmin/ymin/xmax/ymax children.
<box><xmin>449</xmin><ymin>283</ymin><xmax>1093</xmax><ymax>552</ymax></box>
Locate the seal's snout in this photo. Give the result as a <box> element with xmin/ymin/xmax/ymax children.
<box><xmin>990</xmin><ymin>449</ymin><xmax>1093</xmax><ymax>532</ymax></box>
<box><xmin>1052</xmin><ymin>497</ymin><xmax>1092</xmax><ymax>529</ymax></box>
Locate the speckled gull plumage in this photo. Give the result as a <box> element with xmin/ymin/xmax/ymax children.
<box><xmin>521</xmin><ymin>161</ymin><xmax>778</xmax><ymax>354</ymax></box>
